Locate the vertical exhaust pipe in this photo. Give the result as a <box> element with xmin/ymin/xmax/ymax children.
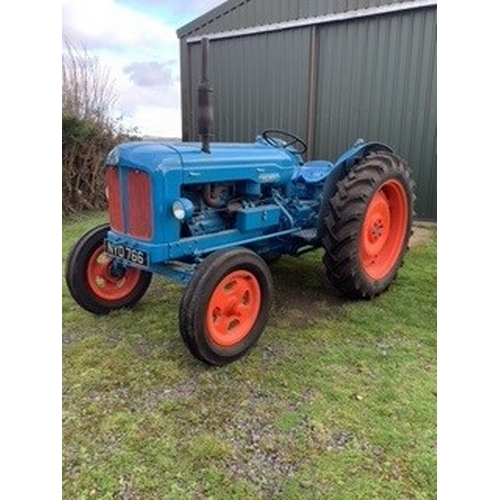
<box><xmin>198</xmin><ymin>37</ymin><xmax>214</xmax><ymax>154</ymax></box>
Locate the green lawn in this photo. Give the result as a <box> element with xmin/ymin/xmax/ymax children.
<box><xmin>62</xmin><ymin>212</ymin><xmax>437</xmax><ymax>499</ymax></box>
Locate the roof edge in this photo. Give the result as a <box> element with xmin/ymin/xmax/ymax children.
<box><xmin>184</xmin><ymin>0</ymin><xmax>437</xmax><ymax>44</ymax></box>
<box><xmin>177</xmin><ymin>0</ymin><xmax>246</xmax><ymax>38</ymax></box>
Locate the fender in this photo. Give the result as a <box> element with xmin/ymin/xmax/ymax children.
<box><xmin>316</xmin><ymin>140</ymin><xmax>393</xmax><ymax>239</ymax></box>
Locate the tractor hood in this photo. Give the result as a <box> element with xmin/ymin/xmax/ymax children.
<box><xmin>106</xmin><ymin>140</ymin><xmax>300</xmax><ymax>175</ymax></box>
<box><xmin>106</xmin><ymin>141</ymin><xmax>183</xmax><ymax>171</ymax></box>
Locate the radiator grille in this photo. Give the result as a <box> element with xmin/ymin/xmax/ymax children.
<box><xmin>105</xmin><ymin>166</ymin><xmax>124</xmax><ymax>232</ymax></box>
<box><xmin>127</xmin><ymin>170</ymin><xmax>152</xmax><ymax>240</ymax></box>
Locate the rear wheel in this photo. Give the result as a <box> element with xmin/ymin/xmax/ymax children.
<box><xmin>179</xmin><ymin>248</ymin><xmax>273</xmax><ymax>365</ymax></box>
<box><xmin>322</xmin><ymin>152</ymin><xmax>415</xmax><ymax>298</ymax></box>
<box><xmin>65</xmin><ymin>224</ymin><xmax>152</xmax><ymax>314</ymax></box>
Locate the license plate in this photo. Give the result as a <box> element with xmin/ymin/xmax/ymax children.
<box><xmin>105</xmin><ymin>241</ymin><xmax>149</xmax><ymax>267</ymax></box>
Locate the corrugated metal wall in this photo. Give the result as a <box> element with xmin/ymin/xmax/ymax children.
<box><xmin>314</xmin><ymin>8</ymin><xmax>437</xmax><ymax>219</ymax></box>
<box><xmin>179</xmin><ymin>1</ymin><xmax>437</xmax><ymax>220</ymax></box>
<box><xmin>185</xmin><ymin>29</ymin><xmax>311</xmax><ymax>143</ymax></box>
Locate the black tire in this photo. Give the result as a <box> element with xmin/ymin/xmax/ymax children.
<box><xmin>179</xmin><ymin>247</ymin><xmax>273</xmax><ymax>366</ymax></box>
<box><xmin>65</xmin><ymin>224</ymin><xmax>152</xmax><ymax>314</ymax></box>
<box><xmin>321</xmin><ymin>152</ymin><xmax>415</xmax><ymax>299</ymax></box>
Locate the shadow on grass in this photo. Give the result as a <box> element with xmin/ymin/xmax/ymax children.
<box><xmin>268</xmin><ymin>251</ymin><xmax>349</xmax><ymax>329</ymax></box>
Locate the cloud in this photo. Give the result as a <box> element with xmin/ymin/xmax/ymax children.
<box><xmin>118</xmin><ymin>0</ymin><xmax>227</xmax><ymax>15</ymax></box>
<box><xmin>62</xmin><ymin>0</ymin><xmax>177</xmax><ymax>52</ymax></box>
<box><xmin>116</xmin><ymin>77</ymin><xmax>182</xmax><ymax>137</ymax></box>
<box><xmin>119</xmin><ymin>61</ymin><xmax>180</xmax><ymax>122</ymax></box>
<box><xmin>119</xmin><ymin>82</ymin><xmax>180</xmax><ymax>114</ymax></box>
<box><xmin>168</xmin><ymin>0</ymin><xmax>228</xmax><ymax>15</ymax></box>
<box><xmin>118</xmin><ymin>61</ymin><xmax>181</xmax><ymax>123</ymax></box>
<box><xmin>124</xmin><ymin>62</ymin><xmax>174</xmax><ymax>87</ymax></box>
<box><xmin>120</xmin><ymin>105</ymin><xmax>184</xmax><ymax>138</ymax></box>
<box><xmin>112</xmin><ymin>0</ymin><xmax>228</xmax><ymax>30</ymax></box>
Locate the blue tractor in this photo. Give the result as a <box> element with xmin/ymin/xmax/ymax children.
<box><xmin>66</xmin><ymin>40</ymin><xmax>415</xmax><ymax>365</ymax></box>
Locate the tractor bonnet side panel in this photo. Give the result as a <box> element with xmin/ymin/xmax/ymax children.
<box><xmin>173</xmin><ymin>142</ymin><xmax>298</xmax><ymax>186</ymax></box>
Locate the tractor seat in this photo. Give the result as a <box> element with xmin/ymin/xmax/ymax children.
<box><xmin>292</xmin><ymin>161</ymin><xmax>334</xmax><ymax>183</ymax></box>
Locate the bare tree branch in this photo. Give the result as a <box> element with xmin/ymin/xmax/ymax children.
<box><xmin>62</xmin><ymin>37</ymin><xmax>117</xmax><ymax>127</ymax></box>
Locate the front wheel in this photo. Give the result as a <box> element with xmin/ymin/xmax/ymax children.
<box><xmin>179</xmin><ymin>248</ymin><xmax>273</xmax><ymax>366</ymax></box>
<box><xmin>65</xmin><ymin>224</ymin><xmax>152</xmax><ymax>314</ymax></box>
<box><xmin>322</xmin><ymin>152</ymin><xmax>415</xmax><ymax>298</ymax></box>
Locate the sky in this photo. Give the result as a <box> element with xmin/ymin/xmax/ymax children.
<box><xmin>62</xmin><ymin>0</ymin><xmax>227</xmax><ymax>138</ymax></box>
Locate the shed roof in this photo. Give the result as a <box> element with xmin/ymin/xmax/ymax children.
<box><xmin>176</xmin><ymin>0</ymin><xmax>432</xmax><ymax>39</ymax></box>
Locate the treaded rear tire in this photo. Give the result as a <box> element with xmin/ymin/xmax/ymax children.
<box><xmin>321</xmin><ymin>152</ymin><xmax>415</xmax><ymax>299</ymax></box>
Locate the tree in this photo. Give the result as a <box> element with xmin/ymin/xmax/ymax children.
<box><xmin>62</xmin><ymin>37</ymin><xmax>117</xmax><ymax>127</ymax></box>
<box><xmin>62</xmin><ymin>38</ymin><xmax>119</xmax><ymax>215</ymax></box>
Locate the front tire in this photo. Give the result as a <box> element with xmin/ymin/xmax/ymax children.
<box><xmin>65</xmin><ymin>224</ymin><xmax>152</xmax><ymax>314</ymax></box>
<box><xmin>179</xmin><ymin>248</ymin><xmax>273</xmax><ymax>366</ymax></box>
<box><xmin>322</xmin><ymin>152</ymin><xmax>415</xmax><ymax>298</ymax></box>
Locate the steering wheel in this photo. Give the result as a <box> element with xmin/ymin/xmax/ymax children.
<box><xmin>262</xmin><ymin>129</ymin><xmax>308</xmax><ymax>155</ymax></box>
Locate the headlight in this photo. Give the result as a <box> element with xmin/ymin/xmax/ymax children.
<box><xmin>172</xmin><ymin>198</ymin><xmax>194</xmax><ymax>221</ymax></box>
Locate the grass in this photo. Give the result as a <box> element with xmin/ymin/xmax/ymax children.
<box><xmin>62</xmin><ymin>212</ymin><xmax>437</xmax><ymax>499</ymax></box>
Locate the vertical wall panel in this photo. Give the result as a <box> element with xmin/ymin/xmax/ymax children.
<box><xmin>314</xmin><ymin>7</ymin><xmax>436</xmax><ymax>218</ymax></box>
<box><xmin>187</xmin><ymin>28</ymin><xmax>311</xmax><ymax>144</ymax></box>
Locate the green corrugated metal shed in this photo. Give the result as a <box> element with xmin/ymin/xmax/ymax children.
<box><xmin>178</xmin><ymin>0</ymin><xmax>437</xmax><ymax>220</ymax></box>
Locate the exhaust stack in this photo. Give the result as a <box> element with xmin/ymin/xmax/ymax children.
<box><xmin>198</xmin><ymin>37</ymin><xmax>214</xmax><ymax>154</ymax></box>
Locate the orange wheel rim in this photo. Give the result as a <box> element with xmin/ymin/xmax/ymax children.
<box><xmin>86</xmin><ymin>246</ymin><xmax>142</xmax><ymax>301</ymax></box>
<box><xmin>206</xmin><ymin>270</ymin><xmax>261</xmax><ymax>347</ymax></box>
<box><xmin>360</xmin><ymin>180</ymin><xmax>409</xmax><ymax>280</ymax></box>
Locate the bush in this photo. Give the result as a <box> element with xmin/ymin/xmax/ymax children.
<box><xmin>62</xmin><ymin>114</ymin><xmax>117</xmax><ymax>215</ymax></box>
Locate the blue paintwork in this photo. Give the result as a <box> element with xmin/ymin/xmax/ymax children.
<box><xmin>332</xmin><ymin>139</ymin><xmax>392</xmax><ymax>168</ymax></box>
<box><xmin>104</xmin><ymin>136</ymin><xmax>391</xmax><ymax>283</ymax></box>
<box><xmin>292</xmin><ymin>161</ymin><xmax>334</xmax><ymax>183</ymax></box>
<box><xmin>236</xmin><ymin>206</ymin><xmax>282</xmax><ymax>232</ymax></box>
<box><xmin>108</xmin><ymin>141</ymin><xmax>298</xmax><ymax>184</ymax></box>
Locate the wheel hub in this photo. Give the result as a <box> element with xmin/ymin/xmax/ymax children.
<box><xmin>360</xmin><ymin>180</ymin><xmax>409</xmax><ymax>280</ymax></box>
<box><xmin>87</xmin><ymin>246</ymin><xmax>142</xmax><ymax>300</ymax></box>
<box><xmin>206</xmin><ymin>271</ymin><xmax>261</xmax><ymax>347</ymax></box>
<box><xmin>363</xmin><ymin>191</ymin><xmax>391</xmax><ymax>257</ymax></box>
<box><xmin>108</xmin><ymin>261</ymin><xmax>127</xmax><ymax>280</ymax></box>
<box><xmin>369</xmin><ymin>218</ymin><xmax>385</xmax><ymax>241</ymax></box>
